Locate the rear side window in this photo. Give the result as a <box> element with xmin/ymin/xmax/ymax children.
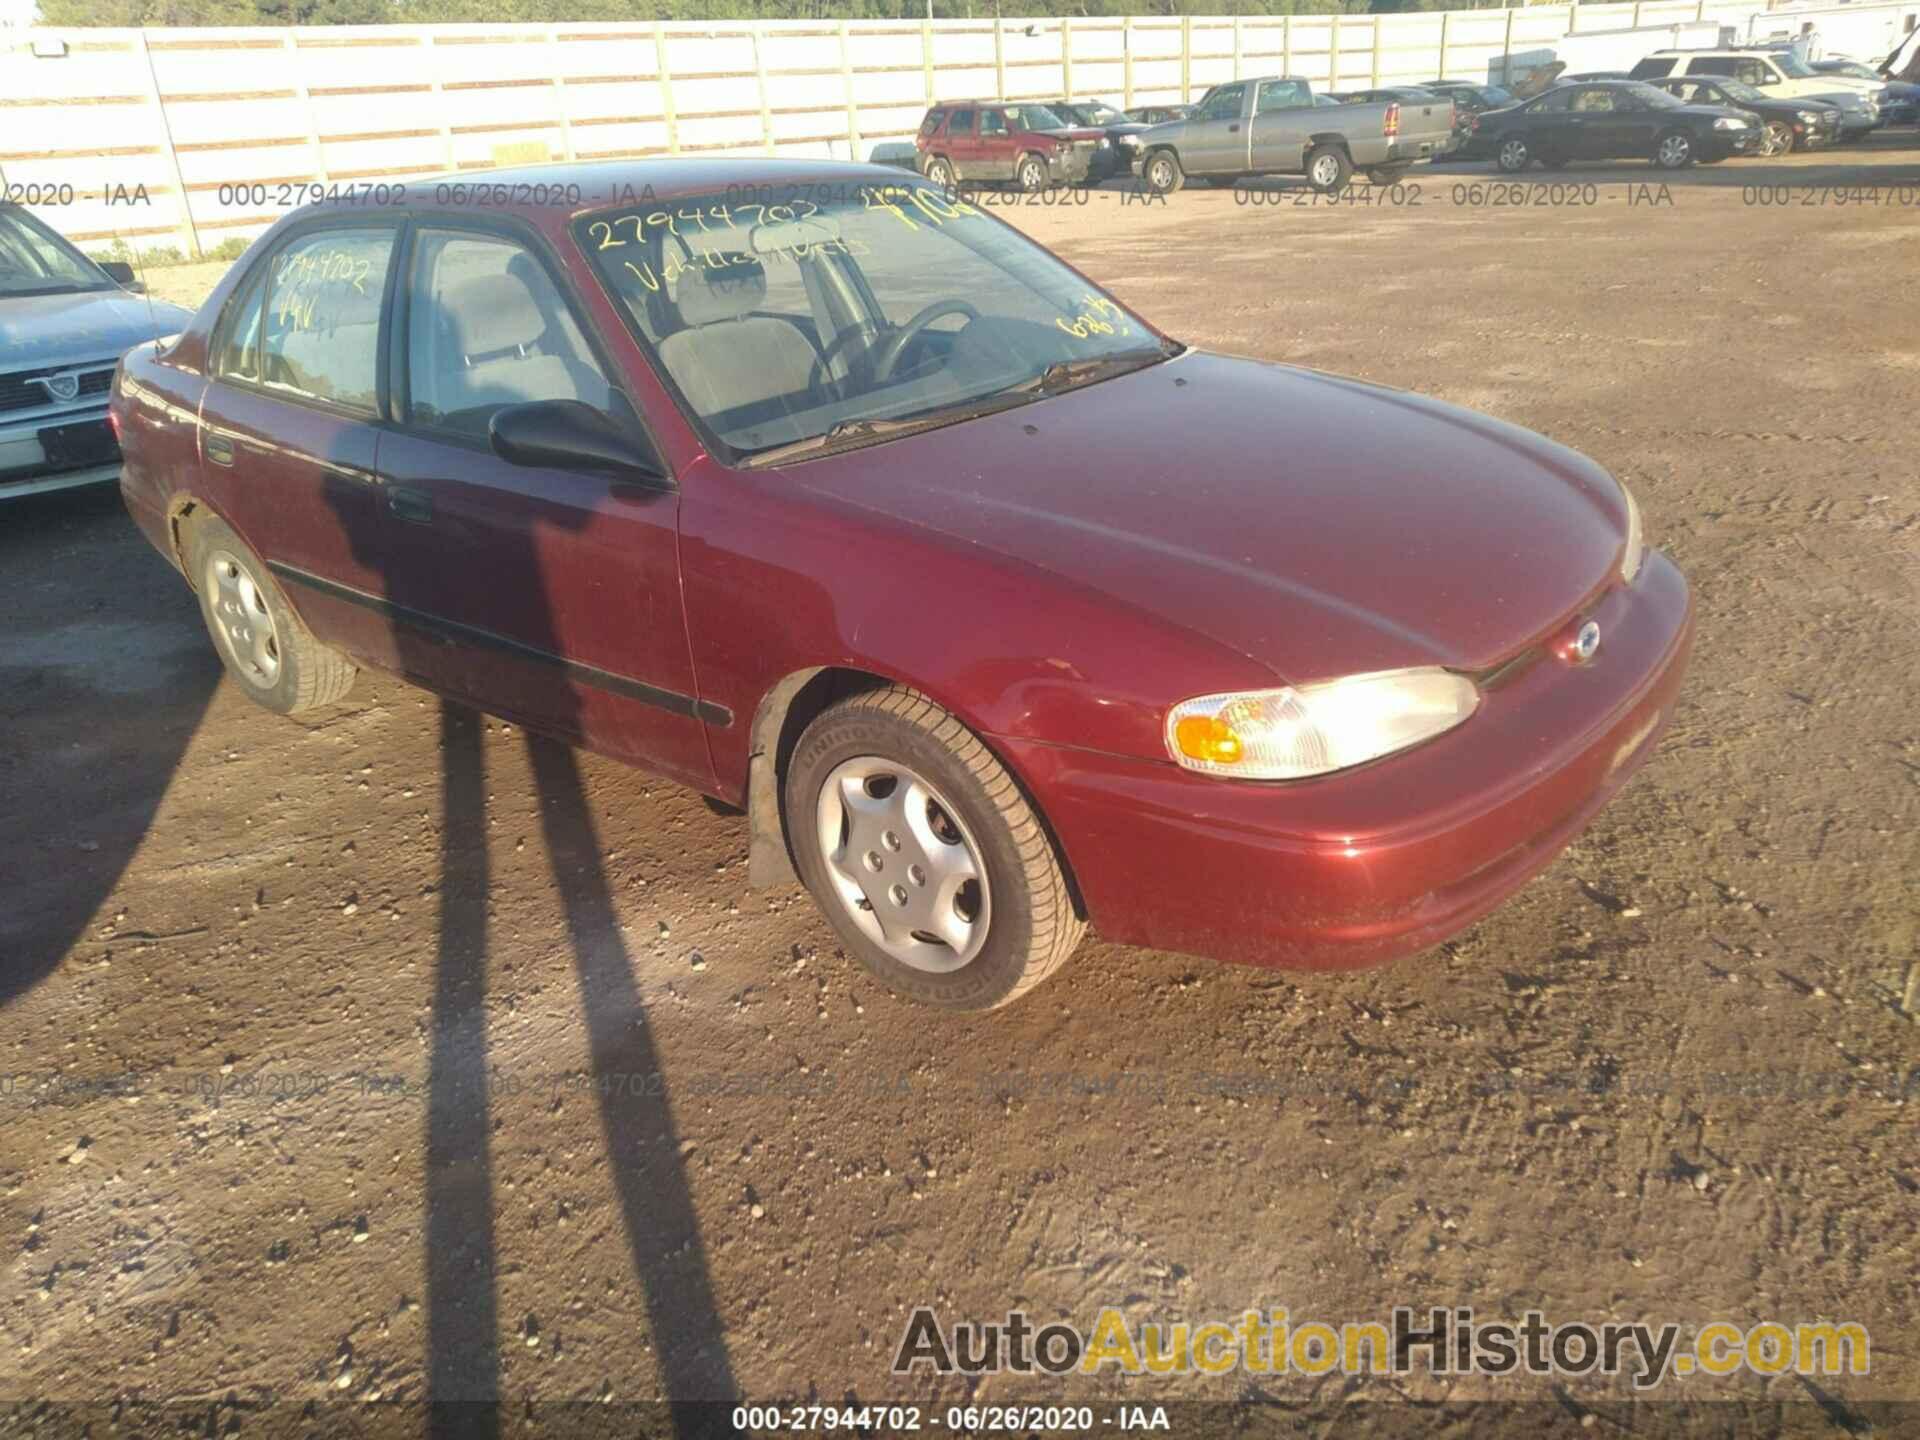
<box><xmin>404</xmin><ymin>230</ymin><xmax>614</xmax><ymax>440</ymax></box>
<box><xmin>1691</xmin><ymin>57</ymin><xmax>1740</xmax><ymax>76</ymax></box>
<box><xmin>1736</xmin><ymin>60</ymin><xmax>1773</xmax><ymax>85</ymax></box>
<box><xmin>947</xmin><ymin>108</ymin><xmax>974</xmax><ymax>135</ymax></box>
<box><xmin>919</xmin><ymin>108</ymin><xmax>946</xmax><ymax>137</ymax></box>
<box><xmin>257</xmin><ymin>228</ymin><xmax>395</xmax><ymax>412</ymax></box>
<box><xmin>1629</xmin><ymin>57</ymin><xmax>1677</xmax><ymax>79</ymax></box>
<box><xmin>1257</xmin><ymin>79</ymin><xmax>1309</xmax><ymax>111</ymax></box>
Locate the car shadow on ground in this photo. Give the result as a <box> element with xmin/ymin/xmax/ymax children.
<box><xmin>0</xmin><ymin>486</ymin><xmax>220</xmax><ymax>1006</ymax></box>
<box><xmin>324</xmin><ymin>478</ymin><xmax>736</xmax><ymax>1431</ymax></box>
<box><xmin>1425</xmin><ymin>130</ymin><xmax>1920</xmax><ymax>189</ymax></box>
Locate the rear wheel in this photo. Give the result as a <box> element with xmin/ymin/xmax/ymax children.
<box><xmin>187</xmin><ymin>514</ymin><xmax>355</xmax><ymax>714</ymax></box>
<box><xmin>1364</xmin><ymin>162</ymin><xmax>1412</xmax><ymax>185</ymax></box>
<box><xmin>1654</xmin><ymin>128</ymin><xmax>1695</xmax><ymax>169</ymax></box>
<box><xmin>1305</xmin><ymin>144</ymin><xmax>1352</xmax><ymax>193</ymax></box>
<box><xmin>922</xmin><ymin>154</ymin><xmax>956</xmax><ymax>188</ymax></box>
<box><xmin>1496</xmin><ymin>135</ymin><xmax>1532</xmax><ymax>172</ymax></box>
<box><xmin>786</xmin><ymin>687</ymin><xmax>1084</xmax><ymax>1011</ymax></box>
<box><xmin>1142</xmin><ymin>148</ymin><xmax>1185</xmax><ymax>194</ymax></box>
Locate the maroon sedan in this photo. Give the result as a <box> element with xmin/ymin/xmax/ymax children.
<box><xmin>113</xmin><ymin>160</ymin><xmax>1691</xmax><ymax>1010</ymax></box>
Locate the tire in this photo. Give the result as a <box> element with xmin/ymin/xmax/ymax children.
<box><xmin>1364</xmin><ymin>163</ymin><xmax>1411</xmax><ymax>185</ymax></box>
<box><xmin>1304</xmin><ymin>143</ymin><xmax>1352</xmax><ymax>193</ymax></box>
<box><xmin>187</xmin><ymin>514</ymin><xmax>356</xmax><ymax>714</ymax></box>
<box><xmin>1142</xmin><ymin>148</ymin><xmax>1185</xmax><ymax>194</ymax></box>
<box><xmin>1654</xmin><ymin>128</ymin><xmax>1694</xmax><ymax>169</ymax></box>
<box><xmin>1762</xmin><ymin>119</ymin><xmax>1795</xmax><ymax>156</ymax></box>
<box><xmin>1535</xmin><ymin>150</ymin><xmax>1569</xmax><ymax>170</ymax></box>
<box><xmin>1015</xmin><ymin>152</ymin><xmax>1048</xmax><ymax>193</ymax></box>
<box><xmin>922</xmin><ymin>155</ymin><xmax>956</xmax><ymax>188</ymax></box>
<box><xmin>1496</xmin><ymin>135</ymin><xmax>1531</xmax><ymax>173</ymax></box>
<box><xmin>785</xmin><ymin>687</ymin><xmax>1084</xmax><ymax>1011</ymax></box>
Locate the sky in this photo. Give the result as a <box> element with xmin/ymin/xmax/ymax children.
<box><xmin>0</xmin><ymin>0</ymin><xmax>38</xmax><ymax>27</ymax></box>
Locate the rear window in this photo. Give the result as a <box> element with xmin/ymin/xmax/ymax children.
<box><xmin>1629</xmin><ymin>57</ymin><xmax>1678</xmax><ymax>79</ymax></box>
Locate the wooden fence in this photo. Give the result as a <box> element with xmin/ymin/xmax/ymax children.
<box><xmin>2</xmin><ymin>2</ymin><xmax>1776</xmax><ymax>259</ymax></box>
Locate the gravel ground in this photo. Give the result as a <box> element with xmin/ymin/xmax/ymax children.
<box><xmin>3</xmin><ymin>138</ymin><xmax>1916</xmax><ymax>1433</ymax></box>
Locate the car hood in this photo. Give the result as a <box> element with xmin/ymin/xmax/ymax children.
<box><xmin>802</xmin><ymin>351</ymin><xmax>1627</xmax><ymax>683</ymax></box>
<box><xmin>0</xmin><ymin>289</ymin><xmax>196</xmax><ymax>371</ymax></box>
<box><xmin>1033</xmin><ymin>126</ymin><xmax>1109</xmax><ymax>142</ymax></box>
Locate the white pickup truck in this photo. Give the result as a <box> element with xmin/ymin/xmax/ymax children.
<box><xmin>1137</xmin><ymin>76</ymin><xmax>1454</xmax><ymax>194</ymax></box>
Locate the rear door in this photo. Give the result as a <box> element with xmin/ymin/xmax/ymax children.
<box><xmin>368</xmin><ymin>220</ymin><xmax>712</xmax><ymax>788</ymax></box>
<box><xmin>943</xmin><ymin>107</ymin><xmax>978</xmax><ymax>180</ymax></box>
<box><xmin>1182</xmin><ymin>82</ymin><xmax>1250</xmax><ymax>173</ymax></box>
<box><xmin>196</xmin><ymin>222</ymin><xmax>403</xmax><ymax>670</ymax></box>
<box><xmin>1248</xmin><ymin>78</ymin><xmax>1313</xmax><ymax>170</ymax></box>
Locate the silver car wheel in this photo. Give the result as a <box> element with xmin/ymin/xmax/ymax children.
<box><xmin>1657</xmin><ymin>132</ymin><xmax>1691</xmax><ymax>167</ymax></box>
<box><xmin>1018</xmin><ymin>157</ymin><xmax>1045</xmax><ymax>191</ymax></box>
<box><xmin>204</xmin><ymin>547</ymin><xmax>281</xmax><ymax>688</ymax></box>
<box><xmin>815</xmin><ymin>755</ymin><xmax>991</xmax><ymax>973</ymax></box>
<box><xmin>1148</xmin><ymin>156</ymin><xmax>1174</xmax><ymax>190</ymax></box>
<box><xmin>1499</xmin><ymin>138</ymin><xmax>1529</xmax><ymax>171</ymax></box>
<box><xmin>925</xmin><ymin>157</ymin><xmax>953</xmax><ymax>187</ymax></box>
<box><xmin>1762</xmin><ymin>121</ymin><xmax>1792</xmax><ymax>156</ymax></box>
<box><xmin>1310</xmin><ymin>154</ymin><xmax>1340</xmax><ymax>188</ymax></box>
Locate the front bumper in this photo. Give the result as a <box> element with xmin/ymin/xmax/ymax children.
<box><xmin>1000</xmin><ymin>550</ymin><xmax>1694</xmax><ymax>971</ymax></box>
<box><xmin>1</xmin><ymin>399</ymin><xmax>122</xmax><ymax>501</ymax></box>
<box><xmin>1703</xmin><ymin>126</ymin><xmax>1764</xmax><ymax>159</ymax></box>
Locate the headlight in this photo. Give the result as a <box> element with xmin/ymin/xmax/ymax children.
<box><xmin>1165</xmin><ymin>669</ymin><xmax>1480</xmax><ymax>781</ymax></box>
<box><xmin>1797</xmin><ymin>110</ymin><xmax>1823</xmax><ymax>124</ymax></box>
<box><xmin>1619</xmin><ymin>480</ymin><xmax>1644</xmax><ymax>583</ymax></box>
<box><xmin>1713</xmin><ymin>117</ymin><xmax>1749</xmax><ymax>130</ymax></box>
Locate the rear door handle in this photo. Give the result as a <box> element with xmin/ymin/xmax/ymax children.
<box><xmin>387</xmin><ymin>485</ymin><xmax>433</xmax><ymax>524</ymax></box>
<box><xmin>205</xmin><ymin>434</ymin><xmax>234</xmax><ymax>467</ymax></box>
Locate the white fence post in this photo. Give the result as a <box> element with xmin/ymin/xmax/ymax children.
<box><xmin>752</xmin><ymin>28</ymin><xmax>774</xmax><ymax>154</ymax></box>
<box><xmin>1282</xmin><ymin>15</ymin><xmax>1292</xmax><ymax>79</ymax></box>
<box><xmin>134</xmin><ymin>30</ymin><xmax>201</xmax><ymax>259</ymax></box>
<box><xmin>922</xmin><ymin>18</ymin><xmax>934</xmax><ymax>103</ymax></box>
<box><xmin>1371</xmin><ymin>18</ymin><xmax>1382</xmax><ymax>86</ymax></box>
<box><xmin>654</xmin><ymin>22</ymin><xmax>678</xmax><ymax>156</ymax></box>
<box><xmin>1122</xmin><ymin>16</ymin><xmax>1134</xmax><ymax>110</ymax></box>
<box><xmin>549</xmin><ymin>30</ymin><xmax>576</xmax><ymax>163</ymax></box>
<box><xmin>1062</xmin><ymin>17</ymin><xmax>1073</xmax><ymax>99</ymax></box>
<box><xmin>1180</xmin><ymin>15</ymin><xmax>1192</xmax><ymax>101</ymax></box>
<box><xmin>993</xmin><ymin>16</ymin><xmax>1005</xmax><ymax>100</ymax></box>
<box><xmin>1329</xmin><ymin>17</ymin><xmax>1341</xmax><ymax>89</ymax></box>
<box><xmin>1232</xmin><ymin>15</ymin><xmax>1242</xmax><ymax>81</ymax></box>
<box><xmin>286</xmin><ymin>33</ymin><xmax>328</xmax><ymax>186</ymax></box>
<box><xmin>838</xmin><ymin>21</ymin><xmax>860</xmax><ymax>162</ymax></box>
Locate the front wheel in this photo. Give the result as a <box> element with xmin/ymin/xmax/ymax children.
<box><xmin>1654</xmin><ymin>129</ymin><xmax>1695</xmax><ymax>169</ymax></box>
<box><xmin>1142</xmin><ymin>148</ymin><xmax>1185</xmax><ymax>194</ymax></box>
<box><xmin>1496</xmin><ymin>135</ymin><xmax>1532</xmax><ymax>173</ymax></box>
<box><xmin>1761</xmin><ymin>120</ymin><xmax>1795</xmax><ymax>156</ymax></box>
<box><xmin>1304</xmin><ymin>144</ymin><xmax>1352</xmax><ymax>193</ymax></box>
<box><xmin>187</xmin><ymin>514</ymin><xmax>356</xmax><ymax>714</ymax></box>
<box><xmin>1015</xmin><ymin>152</ymin><xmax>1048</xmax><ymax>193</ymax></box>
<box><xmin>786</xmin><ymin>688</ymin><xmax>1084</xmax><ymax>1011</ymax></box>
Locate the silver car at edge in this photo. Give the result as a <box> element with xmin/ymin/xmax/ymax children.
<box><xmin>1</xmin><ymin>203</ymin><xmax>194</xmax><ymax>501</ymax></box>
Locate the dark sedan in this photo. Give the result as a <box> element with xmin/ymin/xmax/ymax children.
<box><xmin>1479</xmin><ymin>80</ymin><xmax>1763</xmax><ymax>171</ymax></box>
<box><xmin>1648</xmin><ymin>76</ymin><xmax>1842</xmax><ymax>154</ymax></box>
<box><xmin>113</xmin><ymin>159</ymin><xmax>1689</xmax><ymax>1010</ymax></box>
<box><xmin>1418</xmin><ymin>80</ymin><xmax>1519</xmax><ymax>157</ymax></box>
<box><xmin>1050</xmin><ymin>99</ymin><xmax>1152</xmax><ymax>172</ymax></box>
<box><xmin>1126</xmin><ymin>104</ymin><xmax>1192</xmax><ymax>126</ymax></box>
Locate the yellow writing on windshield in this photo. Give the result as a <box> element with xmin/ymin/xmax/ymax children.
<box><xmin>1057</xmin><ymin>294</ymin><xmax>1131</xmax><ymax>341</ymax></box>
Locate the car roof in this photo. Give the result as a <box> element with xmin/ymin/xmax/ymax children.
<box><xmin>314</xmin><ymin>157</ymin><xmax>927</xmax><ymax>220</ymax></box>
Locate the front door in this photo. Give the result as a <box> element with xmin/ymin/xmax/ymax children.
<box><xmin>368</xmin><ymin>222</ymin><xmax>712</xmax><ymax>790</ymax></box>
<box><xmin>978</xmin><ymin>107</ymin><xmax>1018</xmax><ymax>180</ymax></box>
<box><xmin>1183</xmin><ymin>82</ymin><xmax>1250</xmax><ymax>173</ymax></box>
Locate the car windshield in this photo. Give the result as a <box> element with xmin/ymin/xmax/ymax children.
<box><xmin>1009</xmin><ymin>104</ymin><xmax>1068</xmax><ymax>130</ymax></box>
<box><xmin>1818</xmin><ymin>61</ymin><xmax>1876</xmax><ymax>79</ymax></box>
<box><xmin>1715</xmin><ymin>79</ymin><xmax>1764</xmax><ymax>102</ymax></box>
<box><xmin>0</xmin><ymin>206</ymin><xmax>113</xmax><ymax>297</ymax></box>
<box><xmin>1479</xmin><ymin>86</ymin><xmax>1516</xmax><ymax>105</ymax></box>
<box><xmin>576</xmin><ymin>184</ymin><xmax>1174</xmax><ymax>465</ymax></box>
<box><xmin>1077</xmin><ymin>103</ymin><xmax>1125</xmax><ymax>124</ymax></box>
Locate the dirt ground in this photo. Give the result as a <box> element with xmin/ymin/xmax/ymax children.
<box><xmin>4</xmin><ymin>138</ymin><xmax>1917</xmax><ymax>1433</ymax></box>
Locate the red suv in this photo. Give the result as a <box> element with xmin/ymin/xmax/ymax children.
<box><xmin>916</xmin><ymin>101</ymin><xmax>1121</xmax><ymax>191</ymax></box>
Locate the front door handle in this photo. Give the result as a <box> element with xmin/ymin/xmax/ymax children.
<box><xmin>387</xmin><ymin>486</ymin><xmax>433</xmax><ymax>524</ymax></box>
<box><xmin>205</xmin><ymin>434</ymin><xmax>235</xmax><ymax>467</ymax></box>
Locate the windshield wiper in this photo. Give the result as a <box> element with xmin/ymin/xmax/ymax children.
<box><xmin>741</xmin><ymin>392</ymin><xmax>1040</xmax><ymax>468</ymax></box>
<box><xmin>1008</xmin><ymin>345</ymin><xmax>1176</xmax><ymax>398</ymax></box>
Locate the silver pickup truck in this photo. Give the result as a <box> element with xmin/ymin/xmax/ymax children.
<box><xmin>1138</xmin><ymin>76</ymin><xmax>1453</xmax><ymax>193</ymax></box>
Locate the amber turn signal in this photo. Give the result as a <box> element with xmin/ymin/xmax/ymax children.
<box><xmin>1173</xmin><ymin>714</ymin><xmax>1244</xmax><ymax>766</ymax></box>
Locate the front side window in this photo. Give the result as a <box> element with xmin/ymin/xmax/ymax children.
<box><xmin>404</xmin><ymin>230</ymin><xmax>615</xmax><ymax>440</ymax></box>
<box><xmin>257</xmin><ymin>228</ymin><xmax>394</xmax><ymax>412</ymax></box>
<box><xmin>576</xmin><ymin>185</ymin><xmax>1172</xmax><ymax>464</ymax></box>
<box><xmin>0</xmin><ymin>205</ymin><xmax>112</xmax><ymax>297</ymax></box>
<box><xmin>1195</xmin><ymin>84</ymin><xmax>1246</xmax><ymax>122</ymax></box>
<box><xmin>980</xmin><ymin>110</ymin><xmax>1008</xmax><ymax>136</ymax></box>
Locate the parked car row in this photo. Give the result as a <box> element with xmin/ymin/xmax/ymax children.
<box><xmin>913</xmin><ymin>42</ymin><xmax>1909</xmax><ymax>196</ymax></box>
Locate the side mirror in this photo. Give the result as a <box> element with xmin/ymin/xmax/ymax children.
<box><xmin>100</xmin><ymin>260</ymin><xmax>143</xmax><ymax>291</ymax></box>
<box><xmin>489</xmin><ymin>400</ymin><xmax>667</xmax><ymax>480</ymax></box>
